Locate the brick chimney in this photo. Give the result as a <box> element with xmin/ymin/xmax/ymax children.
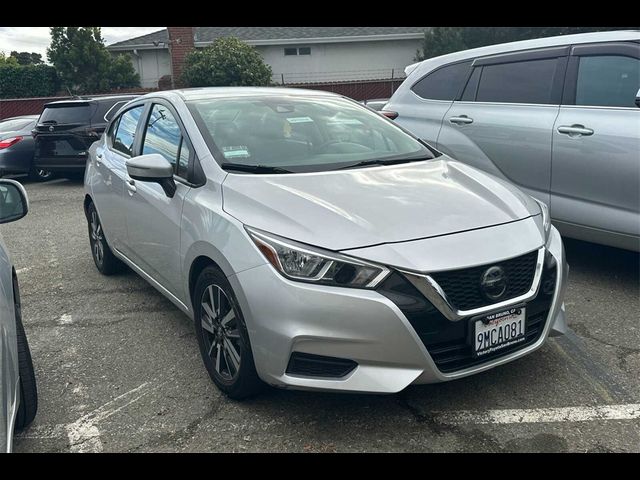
<box><xmin>167</xmin><ymin>27</ymin><xmax>195</xmax><ymax>89</ymax></box>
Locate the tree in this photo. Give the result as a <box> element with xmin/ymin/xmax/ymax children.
<box><xmin>0</xmin><ymin>52</ymin><xmax>19</xmax><ymax>66</ymax></box>
<box><xmin>182</xmin><ymin>37</ymin><xmax>273</xmax><ymax>87</ymax></box>
<box><xmin>416</xmin><ymin>27</ymin><xmax>635</xmax><ymax>61</ymax></box>
<box><xmin>9</xmin><ymin>51</ymin><xmax>43</xmax><ymax>65</ymax></box>
<box><xmin>108</xmin><ymin>54</ymin><xmax>141</xmax><ymax>90</ymax></box>
<box><xmin>47</xmin><ymin>27</ymin><xmax>139</xmax><ymax>94</ymax></box>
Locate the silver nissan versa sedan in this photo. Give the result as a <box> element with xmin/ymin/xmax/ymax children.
<box><xmin>0</xmin><ymin>179</ymin><xmax>37</xmax><ymax>452</ymax></box>
<box><xmin>84</xmin><ymin>88</ymin><xmax>568</xmax><ymax>399</ymax></box>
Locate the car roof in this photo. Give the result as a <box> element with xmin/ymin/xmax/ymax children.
<box><xmin>407</xmin><ymin>30</ymin><xmax>640</xmax><ymax>78</ymax></box>
<box><xmin>134</xmin><ymin>87</ymin><xmax>341</xmax><ymax>103</ymax></box>
<box><xmin>44</xmin><ymin>95</ymin><xmax>140</xmax><ymax>108</ymax></box>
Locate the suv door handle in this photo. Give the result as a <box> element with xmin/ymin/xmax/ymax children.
<box><xmin>557</xmin><ymin>125</ymin><xmax>594</xmax><ymax>136</ymax></box>
<box><xmin>449</xmin><ymin>115</ymin><xmax>473</xmax><ymax>125</ymax></box>
<box><xmin>126</xmin><ymin>177</ymin><xmax>136</xmax><ymax>194</ymax></box>
<box><xmin>95</xmin><ymin>153</ymin><xmax>103</xmax><ymax>167</ymax></box>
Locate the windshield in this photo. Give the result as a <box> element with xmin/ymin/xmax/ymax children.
<box><xmin>188</xmin><ymin>95</ymin><xmax>434</xmax><ymax>173</ymax></box>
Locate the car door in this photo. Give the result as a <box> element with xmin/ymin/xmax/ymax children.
<box><xmin>436</xmin><ymin>47</ymin><xmax>569</xmax><ymax>205</ymax></box>
<box><xmin>551</xmin><ymin>42</ymin><xmax>640</xmax><ymax>250</ymax></box>
<box><xmin>91</xmin><ymin>104</ymin><xmax>145</xmax><ymax>251</ymax></box>
<box><xmin>391</xmin><ymin>60</ymin><xmax>472</xmax><ymax>147</ymax></box>
<box><xmin>124</xmin><ymin>101</ymin><xmax>193</xmax><ymax>298</ymax></box>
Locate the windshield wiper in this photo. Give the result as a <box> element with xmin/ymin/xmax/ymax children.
<box><xmin>40</xmin><ymin>120</ymin><xmax>58</xmax><ymax>125</ymax></box>
<box><xmin>220</xmin><ymin>163</ymin><xmax>293</xmax><ymax>174</ymax></box>
<box><xmin>337</xmin><ymin>156</ymin><xmax>432</xmax><ymax>170</ymax></box>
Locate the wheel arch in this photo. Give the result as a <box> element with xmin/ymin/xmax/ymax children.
<box><xmin>83</xmin><ymin>194</ymin><xmax>93</xmax><ymax>221</ymax></box>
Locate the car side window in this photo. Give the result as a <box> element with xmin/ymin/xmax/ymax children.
<box><xmin>476</xmin><ymin>58</ymin><xmax>558</xmax><ymax>104</ymax></box>
<box><xmin>112</xmin><ymin>106</ymin><xmax>144</xmax><ymax>157</ymax></box>
<box><xmin>460</xmin><ymin>67</ymin><xmax>481</xmax><ymax>101</ymax></box>
<box><xmin>411</xmin><ymin>61</ymin><xmax>472</xmax><ymax>101</ymax></box>
<box><xmin>142</xmin><ymin>104</ymin><xmax>186</xmax><ymax>175</ymax></box>
<box><xmin>575</xmin><ymin>55</ymin><xmax>640</xmax><ymax>108</ymax></box>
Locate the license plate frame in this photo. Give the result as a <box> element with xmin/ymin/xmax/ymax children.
<box><xmin>473</xmin><ymin>305</ymin><xmax>526</xmax><ymax>357</ymax></box>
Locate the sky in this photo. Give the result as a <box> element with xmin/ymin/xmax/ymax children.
<box><xmin>0</xmin><ymin>27</ymin><xmax>163</xmax><ymax>60</ymax></box>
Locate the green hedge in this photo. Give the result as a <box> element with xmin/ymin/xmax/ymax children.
<box><xmin>0</xmin><ymin>64</ymin><xmax>59</xmax><ymax>99</ymax></box>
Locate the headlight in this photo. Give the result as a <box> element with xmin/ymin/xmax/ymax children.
<box><xmin>533</xmin><ymin>198</ymin><xmax>551</xmax><ymax>241</ymax></box>
<box><xmin>246</xmin><ymin>227</ymin><xmax>390</xmax><ymax>289</ymax></box>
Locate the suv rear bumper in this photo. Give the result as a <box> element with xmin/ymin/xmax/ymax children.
<box><xmin>34</xmin><ymin>155</ymin><xmax>87</xmax><ymax>172</ymax></box>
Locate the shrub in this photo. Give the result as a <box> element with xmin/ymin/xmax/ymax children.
<box><xmin>182</xmin><ymin>37</ymin><xmax>273</xmax><ymax>87</ymax></box>
<box><xmin>0</xmin><ymin>64</ymin><xmax>59</xmax><ymax>99</ymax></box>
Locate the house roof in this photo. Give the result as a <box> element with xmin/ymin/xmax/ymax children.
<box><xmin>107</xmin><ymin>27</ymin><xmax>428</xmax><ymax>50</ymax></box>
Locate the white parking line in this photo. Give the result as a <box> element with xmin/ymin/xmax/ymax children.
<box><xmin>435</xmin><ymin>403</ymin><xmax>640</xmax><ymax>425</ymax></box>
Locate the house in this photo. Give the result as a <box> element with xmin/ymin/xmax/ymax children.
<box><xmin>106</xmin><ymin>27</ymin><xmax>428</xmax><ymax>89</ymax></box>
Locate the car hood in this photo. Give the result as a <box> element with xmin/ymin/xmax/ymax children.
<box><xmin>222</xmin><ymin>158</ymin><xmax>541</xmax><ymax>251</ymax></box>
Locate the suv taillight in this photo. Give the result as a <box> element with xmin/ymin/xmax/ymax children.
<box><xmin>0</xmin><ymin>136</ymin><xmax>23</xmax><ymax>149</ymax></box>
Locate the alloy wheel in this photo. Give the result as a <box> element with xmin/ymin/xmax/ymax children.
<box><xmin>200</xmin><ymin>284</ymin><xmax>242</xmax><ymax>381</ymax></box>
<box><xmin>90</xmin><ymin>210</ymin><xmax>104</xmax><ymax>266</ymax></box>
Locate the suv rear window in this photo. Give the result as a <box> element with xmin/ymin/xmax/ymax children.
<box><xmin>411</xmin><ymin>61</ymin><xmax>472</xmax><ymax>101</ymax></box>
<box><xmin>39</xmin><ymin>104</ymin><xmax>94</xmax><ymax>125</ymax></box>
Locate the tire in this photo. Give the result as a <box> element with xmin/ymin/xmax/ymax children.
<box><xmin>12</xmin><ymin>275</ymin><xmax>37</xmax><ymax>431</ymax></box>
<box><xmin>28</xmin><ymin>165</ymin><xmax>54</xmax><ymax>182</ymax></box>
<box><xmin>86</xmin><ymin>202</ymin><xmax>124</xmax><ymax>275</ymax></box>
<box><xmin>193</xmin><ymin>266</ymin><xmax>264</xmax><ymax>400</ymax></box>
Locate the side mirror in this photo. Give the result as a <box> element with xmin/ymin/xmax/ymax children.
<box><xmin>126</xmin><ymin>154</ymin><xmax>176</xmax><ymax>198</ymax></box>
<box><xmin>0</xmin><ymin>179</ymin><xmax>29</xmax><ymax>224</ymax></box>
<box><xmin>636</xmin><ymin>88</ymin><xmax>640</xmax><ymax>108</ymax></box>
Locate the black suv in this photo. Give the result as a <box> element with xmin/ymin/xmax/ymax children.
<box><xmin>33</xmin><ymin>95</ymin><xmax>139</xmax><ymax>175</ymax></box>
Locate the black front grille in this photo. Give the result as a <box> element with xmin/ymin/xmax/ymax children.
<box><xmin>286</xmin><ymin>352</ymin><xmax>357</xmax><ymax>378</ymax></box>
<box><xmin>378</xmin><ymin>258</ymin><xmax>556</xmax><ymax>373</ymax></box>
<box><xmin>430</xmin><ymin>250</ymin><xmax>538</xmax><ymax>311</ymax></box>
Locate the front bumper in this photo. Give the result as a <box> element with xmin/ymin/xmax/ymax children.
<box><xmin>229</xmin><ymin>226</ymin><xmax>568</xmax><ymax>393</ymax></box>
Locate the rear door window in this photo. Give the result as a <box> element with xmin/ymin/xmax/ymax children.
<box><xmin>411</xmin><ymin>61</ymin><xmax>472</xmax><ymax>101</ymax></box>
<box><xmin>475</xmin><ymin>58</ymin><xmax>558</xmax><ymax>104</ymax></box>
<box><xmin>575</xmin><ymin>55</ymin><xmax>640</xmax><ymax>108</ymax></box>
<box><xmin>112</xmin><ymin>106</ymin><xmax>144</xmax><ymax>157</ymax></box>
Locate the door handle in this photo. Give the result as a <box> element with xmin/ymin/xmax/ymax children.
<box><xmin>95</xmin><ymin>152</ymin><xmax>103</xmax><ymax>167</ymax></box>
<box><xmin>557</xmin><ymin>125</ymin><xmax>594</xmax><ymax>136</ymax></box>
<box><xmin>449</xmin><ymin>115</ymin><xmax>474</xmax><ymax>125</ymax></box>
<box><xmin>126</xmin><ymin>177</ymin><xmax>136</xmax><ymax>194</ymax></box>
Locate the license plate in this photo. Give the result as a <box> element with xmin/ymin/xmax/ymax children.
<box><xmin>474</xmin><ymin>306</ymin><xmax>526</xmax><ymax>357</ymax></box>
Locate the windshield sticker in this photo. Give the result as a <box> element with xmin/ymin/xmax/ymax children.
<box><xmin>328</xmin><ymin>118</ymin><xmax>364</xmax><ymax>126</ymax></box>
<box><xmin>222</xmin><ymin>146</ymin><xmax>250</xmax><ymax>159</ymax></box>
<box><xmin>286</xmin><ymin>116</ymin><xmax>314</xmax><ymax>124</ymax></box>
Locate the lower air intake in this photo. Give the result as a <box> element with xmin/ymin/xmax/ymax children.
<box><xmin>286</xmin><ymin>352</ymin><xmax>357</xmax><ymax>378</ymax></box>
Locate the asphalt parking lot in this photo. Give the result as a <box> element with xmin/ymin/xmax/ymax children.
<box><xmin>4</xmin><ymin>177</ymin><xmax>639</xmax><ymax>453</ymax></box>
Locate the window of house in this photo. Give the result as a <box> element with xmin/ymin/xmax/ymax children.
<box><xmin>284</xmin><ymin>47</ymin><xmax>311</xmax><ymax>56</ymax></box>
<box><xmin>411</xmin><ymin>61</ymin><xmax>472</xmax><ymax>101</ymax></box>
<box><xmin>575</xmin><ymin>55</ymin><xmax>640</xmax><ymax>108</ymax></box>
<box><xmin>475</xmin><ymin>58</ymin><xmax>558</xmax><ymax>104</ymax></box>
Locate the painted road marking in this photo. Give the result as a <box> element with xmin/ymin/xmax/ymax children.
<box><xmin>17</xmin><ymin>403</ymin><xmax>640</xmax><ymax>446</ymax></box>
<box><xmin>435</xmin><ymin>403</ymin><xmax>640</xmax><ymax>425</ymax></box>
<box><xmin>17</xmin><ymin>381</ymin><xmax>161</xmax><ymax>452</ymax></box>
